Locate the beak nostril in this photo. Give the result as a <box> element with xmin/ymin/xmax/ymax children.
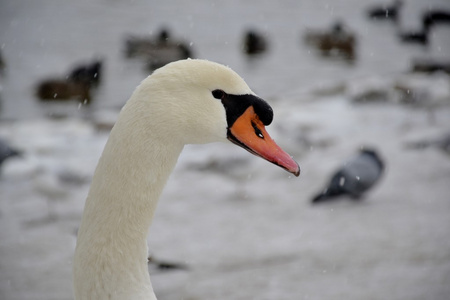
<box><xmin>252</xmin><ymin>122</ymin><xmax>264</xmax><ymax>139</ymax></box>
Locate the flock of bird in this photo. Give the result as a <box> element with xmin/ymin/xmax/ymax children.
<box><xmin>31</xmin><ymin>28</ymin><xmax>267</xmax><ymax>105</ymax></box>
<box><xmin>27</xmin><ymin>2</ymin><xmax>449</xmax><ymax>106</ymax></box>
<box><xmin>303</xmin><ymin>1</ymin><xmax>450</xmax><ymax>64</ymax></box>
<box><xmin>20</xmin><ymin>1</ymin><xmax>447</xmax><ymax>106</ymax></box>
<box><xmin>367</xmin><ymin>0</ymin><xmax>450</xmax><ymax>46</ymax></box>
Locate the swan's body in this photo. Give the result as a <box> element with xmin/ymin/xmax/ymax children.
<box><xmin>73</xmin><ymin>59</ymin><xmax>299</xmax><ymax>299</ymax></box>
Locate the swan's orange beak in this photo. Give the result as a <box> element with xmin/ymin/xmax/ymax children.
<box><xmin>227</xmin><ymin>107</ymin><xmax>300</xmax><ymax>177</ymax></box>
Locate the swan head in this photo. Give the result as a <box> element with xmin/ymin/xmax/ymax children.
<box><xmin>128</xmin><ymin>59</ymin><xmax>300</xmax><ymax>176</ymax></box>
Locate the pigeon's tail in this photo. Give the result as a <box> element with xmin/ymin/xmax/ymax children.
<box><xmin>311</xmin><ymin>188</ymin><xmax>343</xmax><ymax>204</ymax></box>
<box><xmin>311</xmin><ymin>193</ymin><xmax>329</xmax><ymax>203</ymax></box>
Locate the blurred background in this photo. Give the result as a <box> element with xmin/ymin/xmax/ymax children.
<box><xmin>0</xmin><ymin>0</ymin><xmax>449</xmax><ymax>299</ymax></box>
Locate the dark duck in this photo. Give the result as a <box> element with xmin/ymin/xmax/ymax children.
<box><xmin>367</xmin><ymin>0</ymin><xmax>403</xmax><ymax>22</ymax></box>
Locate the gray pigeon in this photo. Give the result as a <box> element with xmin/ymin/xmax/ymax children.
<box><xmin>0</xmin><ymin>138</ymin><xmax>21</xmax><ymax>167</ymax></box>
<box><xmin>312</xmin><ymin>148</ymin><xmax>384</xmax><ymax>204</ymax></box>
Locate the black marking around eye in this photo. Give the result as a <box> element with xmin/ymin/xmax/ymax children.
<box><xmin>218</xmin><ymin>92</ymin><xmax>273</xmax><ymax>128</ymax></box>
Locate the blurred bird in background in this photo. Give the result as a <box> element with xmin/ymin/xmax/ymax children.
<box><xmin>242</xmin><ymin>29</ymin><xmax>268</xmax><ymax>56</ymax></box>
<box><xmin>405</xmin><ymin>133</ymin><xmax>450</xmax><ymax>157</ymax></box>
<box><xmin>367</xmin><ymin>0</ymin><xmax>403</xmax><ymax>22</ymax></box>
<box><xmin>0</xmin><ymin>138</ymin><xmax>22</xmax><ymax>170</ymax></box>
<box><xmin>312</xmin><ymin>148</ymin><xmax>384</xmax><ymax>204</ymax></box>
<box><xmin>68</xmin><ymin>59</ymin><xmax>103</xmax><ymax>87</ymax></box>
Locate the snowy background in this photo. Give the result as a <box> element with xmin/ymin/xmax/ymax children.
<box><xmin>1</xmin><ymin>0</ymin><xmax>450</xmax><ymax>299</ymax></box>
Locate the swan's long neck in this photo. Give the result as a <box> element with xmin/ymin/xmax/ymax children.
<box><xmin>73</xmin><ymin>98</ymin><xmax>184</xmax><ymax>299</ymax></box>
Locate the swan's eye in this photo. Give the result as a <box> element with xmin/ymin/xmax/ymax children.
<box><xmin>212</xmin><ymin>89</ymin><xmax>225</xmax><ymax>100</ymax></box>
<box><xmin>252</xmin><ymin>122</ymin><xmax>264</xmax><ymax>139</ymax></box>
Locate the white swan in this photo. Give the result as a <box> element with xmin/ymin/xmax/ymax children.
<box><xmin>73</xmin><ymin>59</ymin><xmax>300</xmax><ymax>299</ymax></box>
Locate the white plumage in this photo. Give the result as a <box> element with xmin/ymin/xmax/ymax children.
<box><xmin>73</xmin><ymin>59</ymin><xmax>299</xmax><ymax>299</ymax></box>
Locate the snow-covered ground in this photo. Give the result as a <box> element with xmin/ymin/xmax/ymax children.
<box><xmin>1</xmin><ymin>0</ymin><xmax>450</xmax><ymax>299</ymax></box>
<box><xmin>1</xmin><ymin>80</ymin><xmax>450</xmax><ymax>299</ymax></box>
